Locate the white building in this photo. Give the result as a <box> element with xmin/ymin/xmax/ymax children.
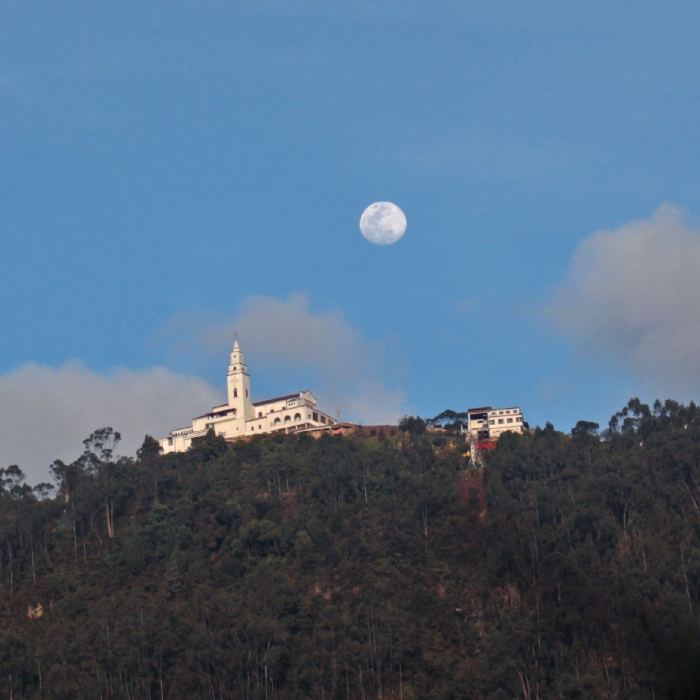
<box><xmin>466</xmin><ymin>406</ymin><xmax>526</xmax><ymax>441</ymax></box>
<box><xmin>160</xmin><ymin>340</ymin><xmax>336</xmax><ymax>453</ymax></box>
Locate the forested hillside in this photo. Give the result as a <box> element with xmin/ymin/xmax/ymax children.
<box><xmin>0</xmin><ymin>399</ymin><xmax>699</xmax><ymax>699</ymax></box>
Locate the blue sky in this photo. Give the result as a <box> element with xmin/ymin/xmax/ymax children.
<box><xmin>3</xmin><ymin>1</ymin><xmax>700</xmax><ymax>479</ymax></box>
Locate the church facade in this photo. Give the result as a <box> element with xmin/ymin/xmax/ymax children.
<box><xmin>159</xmin><ymin>340</ymin><xmax>337</xmax><ymax>453</ymax></box>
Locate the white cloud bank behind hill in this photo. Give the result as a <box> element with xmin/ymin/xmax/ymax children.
<box><xmin>549</xmin><ymin>204</ymin><xmax>700</xmax><ymax>398</ymax></box>
<box><xmin>0</xmin><ymin>362</ymin><xmax>222</xmax><ymax>484</ymax></box>
<box><xmin>1</xmin><ymin>294</ymin><xmax>407</xmax><ymax>484</ymax></box>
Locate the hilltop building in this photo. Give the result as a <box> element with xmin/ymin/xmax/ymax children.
<box><xmin>466</xmin><ymin>406</ymin><xmax>526</xmax><ymax>442</ymax></box>
<box><xmin>160</xmin><ymin>340</ymin><xmax>337</xmax><ymax>453</ymax></box>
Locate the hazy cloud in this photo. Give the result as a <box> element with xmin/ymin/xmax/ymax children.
<box><xmin>159</xmin><ymin>293</ymin><xmax>408</xmax><ymax>425</ymax></box>
<box><xmin>548</xmin><ymin>204</ymin><xmax>700</xmax><ymax>395</ymax></box>
<box><xmin>0</xmin><ymin>361</ymin><xmax>222</xmax><ymax>484</ymax></box>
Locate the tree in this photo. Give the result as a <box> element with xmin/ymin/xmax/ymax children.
<box><xmin>399</xmin><ymin>415</ymin><xmax>426</xmax><ymax>435</ymax></box>
<box><xmin>81</xmin><ymin>427</ymin><xmax>121</xmax><ymax>472</ymax></box>
<box><xmin>572</xmin><ymin>420</ymin><xmax>599</xmax><ymax>438</ymax></box>
<box><xmin>137</xmin><ymin>435</ymin><xmax>162</xmax><ymax>462</ymax></box>
<box><xmin>426</xmin><ymin>409</ymin><xmax>468</xmax><ymax>430</ymax></box>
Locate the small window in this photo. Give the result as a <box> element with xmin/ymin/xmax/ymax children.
<box><xmin>498</xmin><ymin>419</ymin><xmax>504</xmax><ymax>424</ymax></box>
<box><xmin>516</xmin><ymin>417</ymin><xmax>522</xmax><ymax>422</ymax></box>
<box><xmin>313</xmin><ymin>412</ymin><xmax>319</xmax><ymax>422</ymax></box>
<box><xmin>234</xmin><ymin>389</ymin><xmax>238</xmax><ymax>398</ymax></box>
<box><xmin>507</xmin><ymin>418</ymin><xmax>513</xmax><ymax>423</ymax></box>
<box><xmin>168</xmin><ymin>438</ymin><xmax>173</xmax><ymax>446</ymax></box>
<box><xmin>246</xmin><ymin>389</ymin><xmax>249</xmax><ymax>397</ymax></box>
<box><xmin>294</xmin><ymin>413</ymin><xmax>301</xmax><ymax>421</ymax></box>
<box><xmin>499</xmin><ymin>411</ymin><xmax>504</xmax><ymax>415</ymax></box>
<box><xmin>489</xmin><ymin>420</ymin><xmax>494</xmax><ymax>425</ymax></box>
<box><xmin>321</xmin><ymin>417</ymin><xmax>326</xmax><ymax>424</ymax></box>
<box><xmin>258</xmin><ymin>412</ymin><xmax>263</xmax><ymax>418</ymax></box>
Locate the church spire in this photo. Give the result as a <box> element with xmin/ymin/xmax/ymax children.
<box><xmin>230</xmin><ymin>339</ymin><xmax>244</xmax><ymax>367</ymax></box>
<box><xmin>227</xmin><ymin>338</ymin><xmax>253</xmax><ymax>419</ymax></box>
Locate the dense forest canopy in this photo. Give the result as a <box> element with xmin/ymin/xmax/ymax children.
<box><xmin>0</xmin><ymin>398</ymin><xmax>699</xmax><ymax>699</ymax></box>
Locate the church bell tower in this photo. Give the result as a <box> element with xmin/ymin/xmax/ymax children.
<box><xmin>227</xmin><ymin>340</ymin><xmax>254</xmax><ymax>420</ymax></box>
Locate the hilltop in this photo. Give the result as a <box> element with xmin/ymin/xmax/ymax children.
<box><xmin>0</xmin><ymin>398</ymin><xmax>698</xmax><ymax>699</ymax></box>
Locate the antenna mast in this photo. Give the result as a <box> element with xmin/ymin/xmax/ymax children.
<box><xmin>468</xmin><ymin>432</ymin><xmax>483</xmax><ymax>468</ymax></box>
<box><xmin>461</xmin><ymin>423</ymin><xmax>483</xmax><ymax>468</ymax></box>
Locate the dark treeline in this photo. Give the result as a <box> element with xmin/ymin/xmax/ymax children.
<box><xmin>0</xmin><ymin>399</ymin><xmax>699</xmax><ymax>698</ymax></box>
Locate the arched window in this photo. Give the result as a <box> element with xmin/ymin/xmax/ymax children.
<box><xmin>284</xmin><ymin>415</ymin><xmax>291</xmax><ymax>423</ymax></box>
<box><xmin>294</xmin><ymin>413</ymin><xmax>301</xmax><ymax>421</ymax></box>
<box><xmin>274</xmin><ymin>417</ymin><xmax>281</xmax><ymax>425</ymax></box>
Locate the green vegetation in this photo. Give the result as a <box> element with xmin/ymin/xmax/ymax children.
<box><xmin>0</xmin><ymin>398</ymin><xmax>699</xmax><ymax>698</ymax></box>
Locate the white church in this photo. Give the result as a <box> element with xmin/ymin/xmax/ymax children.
<box><xmin>159</xmin><ymin>340</ymin><xmax>337</xmax><ymax>453</ymax></box>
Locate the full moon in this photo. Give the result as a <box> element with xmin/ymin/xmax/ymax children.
<box><xmin>359</xmin><ymin>202</ymin><xmax>407</xmax><ymax>245</ymax></box>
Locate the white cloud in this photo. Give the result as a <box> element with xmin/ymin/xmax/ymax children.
<box><xmin>0</xmin><ymin>361</ymin><xmax>222</xmax><ymax>484</ymax></box>
<box><xmin>159</xmin><ymin>293</ymin><xmax>408</xmax><ymax>425</ymax></box>
<box><xmin>548</xmin><ymin>204</ymin><xmax>700</xmax><ymax>396</ymax></box>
